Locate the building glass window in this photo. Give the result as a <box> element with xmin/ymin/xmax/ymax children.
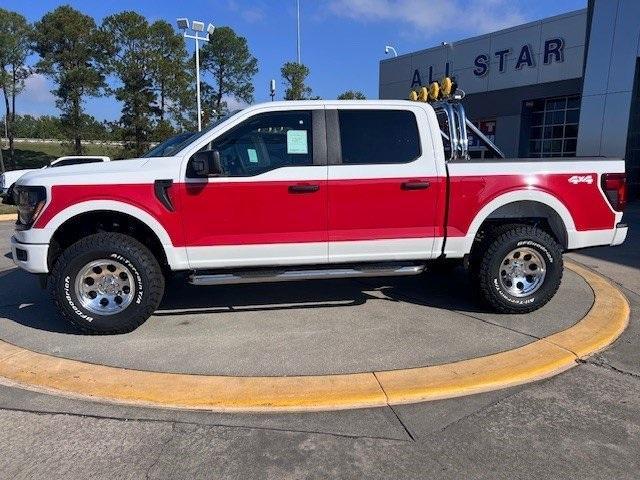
<box><xmin>527</xmin><ymin>95</ymin><xmax>580</xmax><ymax>158</ymax></box>
<box><xmin>468</xmin><ymin>119</ymin><xmax>498</xmax><ymax>159</ymax></box>
<box><xmin>625</xmin><ymin>59</ymin><xmax>640</xmax><ymax>197</ymax></box>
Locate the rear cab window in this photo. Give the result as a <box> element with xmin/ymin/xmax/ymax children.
<box><xmin>337</xmin><ymin>110</ymin><xmax>421</xmax><ymax>165</ymax></box>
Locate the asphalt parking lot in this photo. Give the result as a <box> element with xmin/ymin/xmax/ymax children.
<box><xmin>1</xmin><ymin>207</ymin><xmax>640</xmax><ymax>479</ymax></box>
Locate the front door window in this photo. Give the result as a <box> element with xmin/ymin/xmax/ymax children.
<box><xmin>206</xmin><ymin>111</ymin><xmax>314</xmax><ymax>177</ymax></box>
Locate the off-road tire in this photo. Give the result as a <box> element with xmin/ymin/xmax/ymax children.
<box><xmin>475</xmin><ymin>225</ymin><xmax>563</xmax><ymax>313</ymax></box>
<box><xmin>50</xmin><ymin>232</ymin><xmax>165</xmax><ymax>334</ymax></box>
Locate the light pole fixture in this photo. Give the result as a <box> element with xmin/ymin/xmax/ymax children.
<box><xmin>384</xmin><ymin>45</ymin><xmax>398</xmax><ymax>57</ymax></box>
<box><xmin>177</xmin><ymin>18</ymin><xmax>215</xmax><ymax>132</ymax></box>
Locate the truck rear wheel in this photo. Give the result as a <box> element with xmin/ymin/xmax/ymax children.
<box><xmin>475</xmin><ymin>225</ymin><xmax>563</xmax><ymax>313</ymax></box>
<box><xmin>50</xmin><ymin>232</ymin><xmax>165</xmax><ymax>334</ymax></box>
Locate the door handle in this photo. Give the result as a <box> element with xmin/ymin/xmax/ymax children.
<box><xmin>401</xmin><ymin>180</ymin><xmax>430</xmax><ymax>190</ymax></box>
<box><xmin>289</xmin><ymin>184</ymin><xmax>320</xmax><ymax>193</ymax></box>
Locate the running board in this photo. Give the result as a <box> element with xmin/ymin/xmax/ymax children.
<box><xmin>189</xmin><ymin>264</ymin><xmax>426</xmax><ymax>286</ymax></box>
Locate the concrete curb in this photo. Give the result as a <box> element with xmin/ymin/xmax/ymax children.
<box><xmin>0</xmin><ymin>261</ymin><xmax>629</xmax><ymax>412</ymax></box>
<box><xmin>0</xmin><ymin>214</ymin><xmax>16</xmax><ymax>222</ymax></box>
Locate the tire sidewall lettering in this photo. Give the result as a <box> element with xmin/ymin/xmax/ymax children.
<box><xmin>63</xmin><ymin>275</ymin><xmax>94</xmax><ymax>322</ymax></box>
<box><xmin>516</xmin><ymin>240</ymin><xmax>553</xmax><ymax>264</ymax></box>
<box><xmin>109</xmin><ymin>253</ymin><xmax>144</xmax><ymax>305</ymax></box>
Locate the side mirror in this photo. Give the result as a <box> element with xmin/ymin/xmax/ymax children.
<box><xmin>190</xmin><ymin>150</ymin><xmax>223</xmax><ymax>177</ymax></box>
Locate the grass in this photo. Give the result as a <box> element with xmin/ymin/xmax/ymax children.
<box><xmin>2</xmin><ymin>141</ymin><xmax>125</xmax><ymax>170</ymax></box>
<box><xmin>0</xmin><ymin>204</ymin><xmax>16</xmax><ymax>215</ymax></box>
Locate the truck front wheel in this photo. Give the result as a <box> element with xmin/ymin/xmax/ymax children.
<box><xmin>50</xmin><ymin>232</ymin><xmax>165</xmax><ymax>334</ymax></box>
<box><xmin>475</xmin><ymin>225</ymin><xmax>563</xmax><ymax>313</ymax></box>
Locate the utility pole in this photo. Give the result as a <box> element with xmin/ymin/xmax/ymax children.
<box><xmin>296</xmin><ymin>0</ymin><xmax>301</xmax><ymax>64</ymax></box>
<box><xmin>270</xmin><ymin>79</ymin><xmax>276</xmax><ymax>101</ymax></box>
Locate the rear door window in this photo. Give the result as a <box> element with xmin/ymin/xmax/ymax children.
<box><xmin>338</xmin><ymin>110</ymin><xmax>421</xmax><ymax>165</ymax></box>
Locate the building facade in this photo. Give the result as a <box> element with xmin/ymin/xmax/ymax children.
<box><xmin>378</xmin><ymin>0</ymin><xmax>640</xmax><ymax>194</ymax></box>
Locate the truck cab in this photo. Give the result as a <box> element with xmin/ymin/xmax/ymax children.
<box><xmin>11</xmin><ymin>99</ymin><xmax>628</xmax><ymax>333</ymax></box>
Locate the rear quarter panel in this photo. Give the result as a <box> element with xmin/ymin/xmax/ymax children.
<box><xmin>446</xmin><ymin>159</ymin><xmax>625</xmax><ymax>247</ymax></box>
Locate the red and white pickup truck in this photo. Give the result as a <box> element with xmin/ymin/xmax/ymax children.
<box><xmin>11</xmin><ymin>100</ymin><xmax>628</xmax><ymax>333</ymax></box>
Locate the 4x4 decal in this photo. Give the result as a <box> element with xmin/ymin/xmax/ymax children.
<box><xmin>568</xmin><ymin>175</ymin><xmax>594</xmax><ymax>185</ymax></box>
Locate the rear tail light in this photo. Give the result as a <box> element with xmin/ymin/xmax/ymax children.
<box><xmin>601</xmin><ymin>173</ymin><xmax>627</xmax><ymax>212</ymax></box>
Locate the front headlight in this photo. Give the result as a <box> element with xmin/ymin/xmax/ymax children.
<box><xmin>15</xmin><ymin>186</ymin><xmax>47</xmax><ymax>230</ymax></box>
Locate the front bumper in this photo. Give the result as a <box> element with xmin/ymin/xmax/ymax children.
<box><xmin>611</xmin><ymin>223</ymin><xmax>628</xmax><ymax>246</ymax></box>
<box><xmin>11</xmin><ymin>236</ymin><xmax>49</xmax><ymax>273</ymax></box>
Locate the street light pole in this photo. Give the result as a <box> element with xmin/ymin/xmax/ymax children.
<box><xmin>296</xmin><ymin>0</ymin><xmax>301</xmax><ymax>64</ymax></box>
<box><xmin>194</xmin><ymin>38</ymin><xmax>202</xmax><ymax>132</ymax></box>
<box><xmin>177</xmin><ymin>19</ymin><xmax>215</xmax><ymax>132</ymax></box>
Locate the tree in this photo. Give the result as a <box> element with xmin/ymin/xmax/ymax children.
<box><xmin>32</xmin><ymin>6</ymin><xmax>107</xmax><ymax>155</ymax></box>
<box><xmin>102</xmin><ymin>11</ymin><xmax>159</xmax><ymax>156</ymax></box>
<box><xmin>0</xmin><ymin>8</ymin><xmax>32</xmax><ymax>168</ymax></box>
<box><xmin>199</xmin><ymin>26</ymin><xmax>258</xmax><ymax>117</ymax></box>
<box><xmin>148</xmin><ymin>20</ymin><xmax>192</xmax><ymax>125</ymax></box>
<box><xmin>281</xmin><ymin>62</ymin><xmax>312</xmax><ymax>100</ymax></box>
<box><xmin>337</xmin><ymin>90</ymin><xmax>366</xmax><ymax>100</ymax></box>
<box><xmin>13</xmin><ymin>114</ymin><xmax>63</xmax><ymax>139</ymax></box>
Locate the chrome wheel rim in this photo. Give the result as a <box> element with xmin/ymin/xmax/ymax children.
<box><xmin>498</xmin><ymin>247</ymin><xmax>547</xmax><ymax>297</ymax></box>
<box><xmin>74</xmin><ymin>259</ymin><xmax>135</xmax><ymax>316</ymax></box>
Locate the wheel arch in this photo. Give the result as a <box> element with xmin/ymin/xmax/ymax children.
<box><xmin>465</xmin><ymin>190</ymin><xmax>576</xmax><ymax>253</ymax></box>
<box><xmin>46</xmin><ymin>201</ymin><xmax>179</xmax><ymax>271</ymax></box>
<box><xmin>482</xmin><ymin>200</ymin><xmax>569</xmax><ymax>248</ymax></box>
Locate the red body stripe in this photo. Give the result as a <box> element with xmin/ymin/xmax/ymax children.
<box><xmin>34</xmin><ymin>173</ymin><xmax>615</xmax><ymax>247</ymax></box>
<box><xmin>35</xmin><ymin>184</ymin><xmax>186</xmax><ymax>246</ymax></box>
<box><xmin>446</xmin><ymin>174</ymin><xmax>615</xmax><ymax>237</ymax></box>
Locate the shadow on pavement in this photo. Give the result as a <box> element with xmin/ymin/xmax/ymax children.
<box><xmin>153</xmin><ymin>266</ymin><xmax>485</xmax><ymax>316</ymax></box>
<box><xmin>1</xmin><ymin>264</ymin><xmax>487</xmax><ymax>335</ymax></box>
<box><xmin>571</xmin><ymin>201</ymin><xmax>640</xmax><ymax>270</ymax></box>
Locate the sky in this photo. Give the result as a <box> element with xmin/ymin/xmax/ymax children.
<box><xmin>6</xmin><ymin>0</ymin><xmax>587</xmax><ymax>121</ymax></box>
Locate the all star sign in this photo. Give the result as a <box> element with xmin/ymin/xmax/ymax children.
<box><xmin>410</xmin><ymin>38</ymin><xmax>565</xmax><ymax>88</ymax></box>
<box><xmin>473</xmin><ymin>38</ymin><xmax>565</xmax><ymax>77</ymax></box>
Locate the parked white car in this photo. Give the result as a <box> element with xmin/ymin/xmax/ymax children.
<box><xmin>1</xmin><ymin>156</ymin><xmax>111</xmax><ymax>199</ymax></box>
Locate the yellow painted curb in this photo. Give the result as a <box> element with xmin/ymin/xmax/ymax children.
<box><xmin>0</xmin><ymin>214</ymin><xmax>16</xmax><ymax>222</ymax></box>
<box><xmin>546</xmin><ymin>262</ymin><xmax>630</xmax><ymax>358</ymax></box>
<box><xmin>0</xmin><ymin>341</ymin><xmax>386</xmax><ymax>412</ymax></box>
<box><xmin>376</xmin><ymin>261</ymin><xmax>630</xmax><ymax>405</ymax></box>
<box><xmin>376</xmin><ymin>340</ymin><xmax>576</xmax><ymax>405</ymax></box>
<box><xmin>0</xmin><ymin>261</ymin><xmax>629</xmax><ymax>412</ymax></box>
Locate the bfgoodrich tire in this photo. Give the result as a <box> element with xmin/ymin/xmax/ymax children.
<box><xmin>476</xmin><ymin>225</ymin><xmax>563</xmax><ymax>313</ymax></box>
<box><xmin>50</xmin><ymin>232</ymin><xmax>165</xmax><ymax>334</ymax></box>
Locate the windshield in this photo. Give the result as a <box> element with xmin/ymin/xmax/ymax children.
<box><xmin>142</xmin><ymin>132</ymin><xmax>196</xmax><ymax>158</ymax></box>
<box><xmin>173</xmin><ymin>111</ymin><xmax>242</xmax><ymax>156</ymax></box>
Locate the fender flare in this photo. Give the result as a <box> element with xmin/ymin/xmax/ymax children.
<box><xmin>46</xmin><ymin>200</ymin><xmax>175</xmax><ymax>246</ymax></box>
<box><xmin>42</xmin><ymin>200</ymin><xmax>191</xmax><ymax>270</ymax></box>
<box><xmin>460</xmin><ymin>190</ymin><xmax>576</xmax><ymax>254</ymax></box>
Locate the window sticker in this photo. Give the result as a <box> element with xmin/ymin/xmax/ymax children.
<box><xmin>247</xmin><ymin>148</ymin><xmax>259</xmax><ymax>163</ymax></box>
<box><xmin>287</xmin><ymin>130</ymin><xmax>308</xmax><ymax>154</ymax></box>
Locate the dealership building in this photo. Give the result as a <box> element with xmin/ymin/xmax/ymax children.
<box><xmin>379</xmin><ymin>0</ymin><xmax>640</xmax><ymax>194</ymax></box>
